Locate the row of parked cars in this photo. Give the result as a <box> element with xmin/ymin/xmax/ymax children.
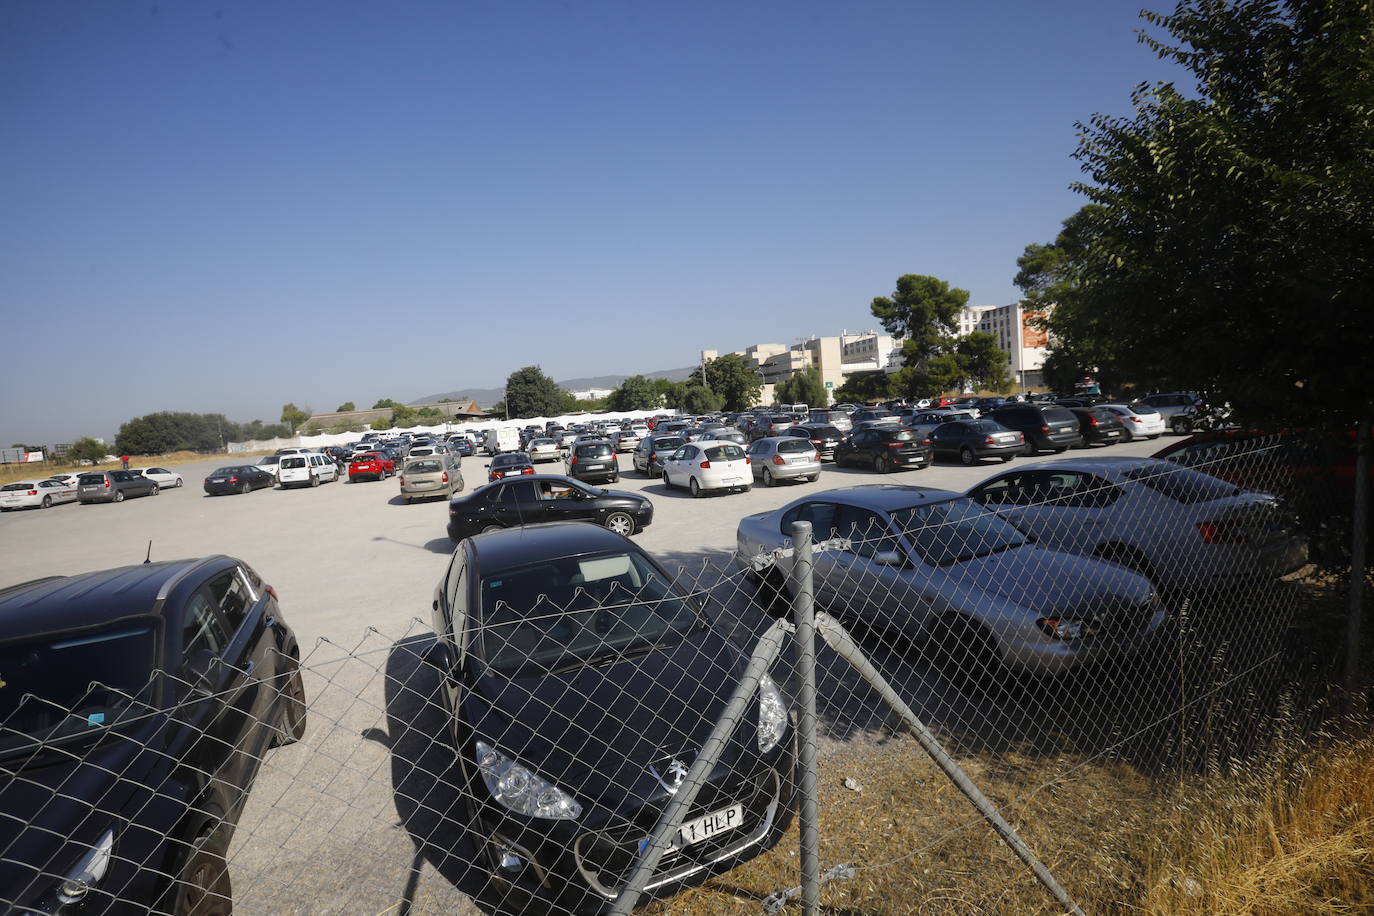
<box><xmin>1</xmin><ymin>467</ymin><xmax>186</xmax><ymax>510</ymax></box>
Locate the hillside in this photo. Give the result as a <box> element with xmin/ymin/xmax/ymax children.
<box><xmin>410</xmin><ymin>366</ymin><xmax>696</xmax><ymax>407</ymax></box>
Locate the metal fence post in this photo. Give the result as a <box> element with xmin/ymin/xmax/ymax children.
<box><xmin>790</xmin><ymin>520</ymin><xmax>820</xmax><ymax>916</ymax></box>
<box><xmin>609</xmin><ymin>619</ymin><xmax>790</xmax><ymax>916</ymax></box>
<box><xmin>1347</xmin><ymin>408</ymin><xmax>1371</xmax><ymax>708</ymax></box>
<box><xmin>813</xmin><ymin>612</ymin><xmax>1087</xmax><ymax>916</ymax></box>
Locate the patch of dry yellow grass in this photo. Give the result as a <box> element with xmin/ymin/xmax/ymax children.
<box><xmin>0</xmin><ymin>449</ymin><xmax>275</xmax><ymax>484</ymax></box>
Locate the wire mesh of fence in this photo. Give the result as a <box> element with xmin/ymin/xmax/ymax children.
<box><xmin>0</xmin><ymin>431</ymin><xmax>1364</xmax><ymax>915</ymax></box>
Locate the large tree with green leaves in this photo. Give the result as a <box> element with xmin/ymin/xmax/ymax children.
<box><xmin>688</xmin><ymin>354</ymin><xmax>763</xmax><ymax>411</ymax></box>
<box><xmin>280</xmin><ymin>403</ymin><xmax>310</xmax><ymax>433</ymax></box>
<box><xmin>680</xmin><ymin>385</ymin><xmax>725</xmax><ymax>414</ymax></box>
<box><xmin>775</xmin><ymin>367</ymin><xmax>828</xmax><ymax>407</ymax></box>
<box><xmin>832</xmin><ymin>370</ymin><xmax>893</xmax><ymax>404</ymax></box>
<box><xmin>66</xmin><ymin>437</ymin><xmax>110</xmax><ymax>464</ymax></box>
<box><xmin>504</xmin><ymin>366</ymin><xmax>567</xmax><ymax>418</ymax></box>
<box><xmin>609</xmin><ymin>375</ymin><xmax>660</xmax><ymax>411</ymax></box>
<box><xmin>1027</xmin><ymin>0</ymin><xmax>1374</xmax><ymax>421</ymax></box>
<box><xmin>868</xmin><ymin>274</ymin><xmax>1008</xmax><ymax>395</ymax></box>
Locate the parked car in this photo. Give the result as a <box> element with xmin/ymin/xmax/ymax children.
<box><xmin>902</xmin><ymin>410</ymin><xmax>977</xmax><ymax>439</ymax></box>
<box><xmin>632</xmin><ymin>434</ymin><xmax>687</xmax><ymax>478</ymax></box>
<box><xmin>451</xmin><ymin>437</ymin><xmax>476</xmax><ymax>457</ymax></box>
<box><xmin>747</xmin><ymin>437</ymin><xmax>821</xmax><ymax>487</ymax></box>
<box><xmin>659</xmin><ymin>441</ymin><xmax>752</xmax><ymax>497</ymax></box>
<box><xmin>746</xmin><ymin>415</ymin><xmax>796</xmax><ymax>441</ymax></box>
<box><xmin>203</xmin><ymin>465</ymin><xmax>276</xmax><ymax>495</ymax></box>
<box><xmin>611</xmin><ymin>429</ymin><xmax>642</xmax><ymax>452</ymax></box>
<box><xmin>0</xmin><ymin>556</ymin><xmax>304</xmax><ymax>915</ymax></box>
<box><xmin>833</xmin><ymin>426</ymin><xmax>933</xmax><ymax>473</ymax></box>
<box><xmin>526</xmin><ymin>438</ymin><xmax>562</xmax><ymax>463</ymax></box>
<box><xmin>348</xmin><ymin>451</ymin><xmax>396</xmax><ymax>483</ymax></box>
<box><xmin>735</xmin><ymin>486</ymin><xmax>1165</xmax><ymax>679</ymax></box>
<box><xmin>131</xmin><ymin>467</ymin><xmax>184</xmax><ymax>489</ymax></box>
<box><xmin>446</xmin><ymin>476</ymin><xmax>652</xmax><ymax>540</ymax></box>
<box><xmin>0</xmin><ymin>478</ymin><xmax>78</xmax><ymax>511</ymax></box>
<box><xmin>278</xmin><ymin>453</ymin><xmax>339</xmax><ymax>488</ymax></box>
<box><xmin>400</xmin><ymin>455</ymin><xmax>464</xmax><ymax>502</ymax></box>
<box><xmin>488</xmin><ymin>452</ymin><xmax>536</xmax><ymax>482</ymax></box>
<box><xmin>850</xmin><ymin>408</ymin><xmax>898</xmax><ymax>426</ymax></box>
<box><xmin>1067</xmin><ymin>406</ymin><xmax>1127</xmax><ymax>447</ymax></box>
<box><xmin>965</xmin><ymin>457</ymin><xmax>1308</xmax><ymax>593</ymax></box>
<box><xmin>780</xmin><ymin>424</ymin><xmax>844</xmax><ymax>461</ymax></box>
<box><xmin>1133</xmin><ymin>392</ymin><xmax>1204</xmax><ymax>432</ymax></box>
<box><xmin>805</xmin><ymin>408</ymin><xmax>852</xmax><ymax>433</ymax></box>
<box><xmin>566</xmin><ymin>440</ymin><xmax>620</xmax><ymax>485</ymax></box>
<box><xmin>77</xmin><ymin>470</ymin><xmax>159</xmax><ymax>503</ymax></box>
<box><xmin>928</xmin><ymin>419</ymin><xmax>1025</xmax><ymax>465</ymax></box>
<box><xmin>44</xmin><ymin>473</ymin><xmax>83</xmax><ymax>487</ymax></box>
<box><xmin>1099</xmin><ymin>403</ymin><xmax>1166</xmax><ymax>441</ymax></box>
<box><xmin>252</xmin><ymin>454</ymin><xmax>281</xmax><ymax>481</ymax></box>
<box><xmin>988</xmin><ymin>404</ymin><xmax>1084</xmax><ymax>454</ymax></box>
<box><xmin>425</xmin><ymin>523</ymin><xmax>792</xmax><ymax>912</ymax></box>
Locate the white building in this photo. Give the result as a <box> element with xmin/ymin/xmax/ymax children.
<box><xmin>569</xmin><ymin>387</ymin><xmax>615</xmax><ymax>401</ymax></box>
<box><xmin>956</xmin><ymin>303</ymin><xmax>1052</xmax><ymax>390</ymax></box>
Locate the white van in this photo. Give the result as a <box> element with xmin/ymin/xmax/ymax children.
<box><xmin>278</xmin><ymin>452</ymin><xmax>338</xmax><ymax>488</ymax></box>
<box><xmin>486</xmin><ymin>427</ymin><xmax>520</xmax><ymax>456</ymax></box>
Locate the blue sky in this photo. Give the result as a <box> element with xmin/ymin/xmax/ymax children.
<box><xmin>2</xmin><ymin>1</ymin><xmax>1180</xmax><ymax>443</ymax></box>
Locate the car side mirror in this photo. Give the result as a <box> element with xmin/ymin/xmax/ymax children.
<box><xmin>873</xmin><ymin>550</ymin><xmax>904</xmax><ymax>567</ymax></box>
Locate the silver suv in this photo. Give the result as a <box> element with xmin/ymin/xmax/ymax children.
<box><xmin>1133</xmin><ymin>392</ymin><xmax>1204</xmax><ymax>433</ymax></box>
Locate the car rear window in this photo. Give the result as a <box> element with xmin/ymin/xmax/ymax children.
<box><xmin>1</xmin><ymin>483</ymin><xmax>33</xmax><ymax>491</ymax></box>
<box><xmin>883</xmin><ymin>429</ymin><xmax>920</xmax><ymax>442</ymax></box>
<box><xmin>1130</xmin><ymin>404</ymin><xmax>1159</xmax><ymax>415</ymax></box>
<box><xmin>704</xmin><ymin>444</ymin><xmax>746</xmax><ymax>461</ymax></box>
<box><xmin>576</xmin><ymin>444</ymin><xmax>613</xmax><ymax>457</ymax></box>
<box><xmin>1124</xmin><ymin>463</ymin><xmax>1238</xmax><ymax>504</ymax></box>
<box><xmin>280</xmin><ymin>457</ymin><xmax>306</xmax><ymax>468</ymax></box>
<box><xmin>1042</xmin><ymin>407</ymin><xmax>1077</xmax><ymax>424</ymax></box>
<box><xmin>778</xmin><ymin>439</ymin><xmax>814</xmax><ymax>455</ymax></box>
<box><xmin>651</xmin><ymin>436</ymin><xmax>684</xmax><ymax>451</ymax></box>
<box><xmin>77</xmin><ymin>474</ymin><xmax>105</xmax><ymax>484</ymax></box>
<box><xmin>406</xmin><ymin>459</ymin><xmax>442</xmax><ymax>473</ymax></box>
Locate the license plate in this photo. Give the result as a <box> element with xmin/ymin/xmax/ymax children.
<box><xmin>676</xmin><ymin>803</ymin><xmax>743</xmax><ymax>848</ymax></box>
<box><xmin>788</xmin><ymin>458</ymin><xmax>808</xmax><ymax>464</ymax></box>
<box><xmin>208</xmin><ymin>479</ymin><xmax>224</xmax><ymax>484</ymax></box>
<box><xmin>722</xmin><ymin>477</ymin><xmax>743</xmax><ymax>485</ymax></box>
<box><xmin>583</xmin><ymin>463</ymin><xmax>606</xmax><ymax>470</ymax></box>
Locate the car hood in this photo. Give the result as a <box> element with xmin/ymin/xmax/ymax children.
<box><xmin>935</xmin><ymin>545</ymin><xmax>1153</xmax><ymax>613</ymax></box>
<box><xmin>462</xmin><ymin>625</ymin><xmax>755</xmax><ymax>815</ymax></box>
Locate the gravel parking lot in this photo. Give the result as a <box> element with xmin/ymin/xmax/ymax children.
<box><xmin>0</xmin><ymin>436</ymin><xmax>1169</xmax><ymax>914</ymax></box>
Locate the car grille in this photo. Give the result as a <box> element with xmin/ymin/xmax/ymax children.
<box><xmin>572</xmin><ymin>767</ymin><xmax>780</xmax><ymax>899</ymax></box>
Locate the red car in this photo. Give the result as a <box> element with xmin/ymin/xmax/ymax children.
<box><xmin>348</xmin><ymin>451</ymin><xmax>395</xmax><ymax>482</ymax></box>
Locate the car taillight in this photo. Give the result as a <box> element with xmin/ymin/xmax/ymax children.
<box><xmin>699</xmin><ymin>460</ymin><xmax>711</xmax><ymax>468</ymax></box>
<box><xmin>103</xmin><ymin>479</ymin><xmax>110</xmax><ymax>488</ymax></box>
<box><xmin>1041</xmin><ymin>424</ymin><xmax>1051</xmax><ymax>434</ymax></box>
<box><xmin>399</xmin><ymin>476</ymin><xmax>406</xmax><ymax>485</ymax></box>
<box><xmin>984</xmin><ymin>436</ymin><xmax>996</xmax><ymax>445</ymax></box>
<box><xmin>441</xmin><ymin>473</ymin><xmax>448</xmax><ymax>483</ymax></box>
<box><xmin>229</xmin><ymin>476</ymin><xmax>239</xmax><ymax>483</ymax></box>
<box><xmin>744</xmin><ymin>457</ymin><xmax>751</xmax><ymax>465</ymax></box>
<box><xmin>1127</xmin><ymin>416</ymin><xmax>1142</xmax><ymax>423</ymax></box>
<box><xmin>810</xmin><ymin>438</ymin><xmax>823</xmax><ymax>446</ymax></box>
<box><xmin>1089</xmin><ymin>417</ymin><xmax>1099</xmax><ymax>427</ymax></box>
<box><xmin>887</xmin><ymin>442</ymin><xmax>905</xmax><ymax>448</ymax></box>
<box><xmin>26</xmin><ymin>490</ymin><xmax>37</xmax><ymax>496</ymax></box>
<box><xmin>1198</xmin><ymin>520</ymin><xmax>1249</xmax><ymax>544</ymax></box>
<box><xmin>570</xmin><ymin>456</ymin><xmax>577</xmax><ymax>464</ymax></box>
<box><xmin>265</xmin><ymin>585</ymin><xmax>279</xmax><ymax>601</ymax></box>
<box><xmin>521</xmin><ymin>467</ymin><xmax>533</xmax><ymax>475</ymax></box>
<box><xmin>772</xmin><ymin>455</ymin><xmax>786</xmax><ymax>465</ymax></box>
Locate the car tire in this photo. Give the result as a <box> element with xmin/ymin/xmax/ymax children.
<box><xmin>114</xmin><ymin>490</ymin><xmax>125</xmax><ymax>503</ymax></box>
<box><xmin>762</xmin><ymin>467</ymin><xmax>775</xmax><ymax>487</ymax></box>
<box><xmin>240</xmin><ymin>483</ymin><xmax>250</xmax><ymax>495</ymax></box>
<box><xmin>1171</xmin><ymin>417</ymin><xmax>1191</xmax><ymax>434</ymax></box>
<box><xmin>151</xmin><ymin>484</ymin><xmax>160</xmax><ymax>495</ymax></box>
<box><xmin>1001</xmin><ymin>455</ymin><xmax>1014</xmax><ymax>463</ymax></box>
<box><xmin>171</xmin><ymin>822</ymin><xmax>233</xmax><ymax>916</ymax></box>
<box><xmin>1022</xmin><ymin>442</ymin><xmax>1035</xmax><ymax>457</ymax></box>
<box><xmin>41</xmin><ymin>495</ymin><xmax>51</xmax><ymax>509</ymax></box>
<box><xmin>754</xmin><ymin>568</ymin><xmax>790</xmax><ymax>618</ymax></box>
<box><xmin>959</xmin><ymin>447</ymin><xmax>976</xmax><ymax>466</ymax></box>
<box><xmin>604</xmin><ymin>512</ymin><xmax>635</xmax><ymax>536</ymax></box>
<box><xmin>175</xmin><ymin>477</ymin><xmax>183</xmax><ymax>487</ymax></box>
<box><xmin>1121</xmin><ymin>428</ymin><xmax>1134</xmax><ymax>442</ymax></box>
<box><xmin>277</xmin><ymin>664</ymin><xmax>308</xmax><ymax>745</ymax></box>
<box><xmin>481</xmin><ymin>524</ymin><xmax>503</xmax><ymax>534</ymax></box>
<box><xmin>929</xmin><ymin>614</ymin><xmax>1007</xmax><ymax>696</ymax></box>
<box><xmin>878</xmin><ymin>455</ymin><xmax>894</xmax><ymax>474</ymax></box>
<box><xmin>310</xmin><ymin>474</ymin><xmax>319</xmax><ymax>488</ymax></box>
<box><xmin>689</xmin><ymin>477</ymin><xmax>702</xmax><ymax>498</ymax></box>
<box><xmin>1054</xmin><ymin>447</ymin><xmax>1068</xmax><ymax>454</ymax></box>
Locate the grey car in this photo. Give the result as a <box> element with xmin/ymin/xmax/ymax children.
<box><xmin>76</xmin><ymin>470</ymin><xmax>159</xmax><ymax>503</ymax></box>
<box><xmin>735</xmin><ymin>485</ymin><xmax>1165</xmax><ymax>679</ymax></box>
<box><xmin>400</xmin><ymin>455</ymin><xmax>464</xmax><ymax>502</ymax></box>
<box><xmin>747</xmin><ymin>437</ymin><xmax>822</xmax><ymax>487</ymax></box>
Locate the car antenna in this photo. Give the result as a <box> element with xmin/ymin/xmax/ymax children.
<box><xmin>144</xmin><ymin>540</ymin><xmax>153</xmax><ymax>565</ymax></box>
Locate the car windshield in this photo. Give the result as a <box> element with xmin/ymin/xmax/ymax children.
<box><xmin>406</xmin><ymin>459</ymin><xmax>442</xmax><ymax>473</ymax></box>
<box><xmin>258</xmin><ymin>456</ymin><xmax>280</xmax><ymax>466</ymax></box>
<box><xmin>351</xmin><ymin>453</ymin><xmax>380</xmax><ymax>462</ymax></box>
<box><xmin>810</xmin><ymin>426</ymin><xmax>842</xmax><ymax>438</ymax></box>
<box><xmin>0</xmin><ymin>626</ymin><xmax>157</xmax><ymax>760</ymax></box>
<box><xmin>968</xmin><ymin>420</ymin><xmax>1005</xmax><ymax>433</ymax></box>
<box><xmin>478</xmin><ymin>550</ymin><xmax>703</xmax><ymax>676</ymax></box>
<box><xmin>531</xmin><ymin>439</ymin><xmax>555</xmax><ymax>446</ymax></box>
<box><xmin>889</xmin><ymin>498</ymin><xmax>1031</xmax><ymax>567</ymax></box>
<box><xmin>1124</xmin><ymin>463</ymin><xmax>1239</xmax><ymax>504</ymax></box>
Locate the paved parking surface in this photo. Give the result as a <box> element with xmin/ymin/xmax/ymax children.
<box><xmin>0</xmin><ymin>436</ymin><xmax>1172</xmax><ymax>913</ymax></box>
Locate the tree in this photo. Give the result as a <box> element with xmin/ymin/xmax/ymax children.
<box><xmin>66</xmin><ymin>437</ymin><xmax>109</xmax><ymax>464</ymax></box>
<box><xmin>281</xmin><ymin>403</ymin><xmax>310</xmax><ymax>433</ymax></box>
<box><xmin>372</xmin><ymin>398</ymin><xmax>403</xmax><ymax>410</ymax></box>
<box><xmin>504</xmin><ymin>366</ymin><xmax>566</xmax><ymax>418</ymax></box>
<box><xmin>775</xmin><ymin>367</ymin><xmax>827</xmax><ymax>407</ymax></box>
<box><xmin>688</xmin><ymin>354</ymin><xmax>763</xmax><ymax>411</ymax></box>
<box><xmin>680</xmin><ymin>385</ymin><xmax>724</xmax><ymax>414</ymax></box>
<box><xmin>955</xmin><ymin>332</ymin><xmax>1012</xmax><ymax>392</ymax></box>
<box><xmin>870</xmin><ymin>274</ymin><xmax>969</xmax><ymax>371</ymax></box>
<box><xmin>1036</xmin><ymin>0</ymin><xmax>1374</xmax><ymax>422</ymax></box>
<box><xmin>609</xmin><ymin>375</ymin><xmax>660</xmax><ymax>411</ymax></box>
<box><xmin>336</xmin><ymin>401</ymin><xmax>356</xmax><ymax>412</ymax></box>
<box><xmin>653</xmin><ymin>379</ymin><xmax>686</xmax><ymax>410</ymax></box>
<box><xmin>115</xmin><ymin>412</ymin><xmax>233</xmax><ymax>454</ymax></box>
<box><xmin>832</xmin><ymin>370</ymin><xmax>893</xmax><ymax>404</ymax></box>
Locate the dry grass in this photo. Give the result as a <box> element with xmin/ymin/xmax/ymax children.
<box><xmin>0</xmin><ymin>449</ymin><xmax>275</xmax><ymax>484</ymax></box>
<box><xmin>639</xmin><ymin>727</ymin><xmax>1373</xmax><ymax>915</ymax></box>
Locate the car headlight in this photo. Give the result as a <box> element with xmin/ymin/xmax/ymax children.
<box><xmin>475</xmin><ymin>741</ymin><xmax>582</xmax><ymax>819</ymax></box>
<box><xmin>1036</xmin><ymin>617</ymin><xmax>1099</xmax><ymax>640</ymax></box>
<box><xmin>757</xmin><ymin>674</ymin><xmax>788</xmax><ymax>753</ymax></box>
<box><xmin>56</xmin><ymin>828</ymin><xmax>114</xmax><ymax>904</ymax></box>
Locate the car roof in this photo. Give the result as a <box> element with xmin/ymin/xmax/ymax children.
<box><xmin>0</xmin><ymin>557</ymin><xmax>231</xmax><ymax>640</ymax></box>
<box><xmin>469</xmin><ymin>521</ymin><xmax>635</xmax><ymax>575</ymax></box>
<box><xmin>795</xmin><ymin>484</ymin><xmax>960</xmax><ymax>511</ymax></box>
<box><xmin>995</xmin><ymin>456</ymin><xmax>1167</xmax><ymax>475</ymax></box>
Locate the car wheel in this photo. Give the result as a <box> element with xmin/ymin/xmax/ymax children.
<box><xmin>151</xmin><ymin>484</ymin><xmax>160</xmax><ymax>495</ymax></box>
<box><xmin>754</xmin><ymin>568</ymin><xmax>790</xmax><ymax>618</ymax></box>
<box><xmin>929</xmin><ymin>614</ymin><xmax>1007</xmax><ymax>696</ymax></box>
<box><xmin>1121</xmin><ymin>428</ymin><xmax>1134</xmax><ymax>442</ymax></box>
<box><xmin>1054</xmin><ymin>447</ymin><xmax>1068</xmax><ymax>454</ymax></box>
<box><xmin>481</xmin><ymin>524</ymin><xmax>503</xmax><ymax>534</ymax></box>
<box><xmin>171</xmin><ymin>824</ymin><xmax>233</xmax><ymax>916</ymax></box>
<box><xmin>661</xmin><ymin>470</ymin><xmax>673</xmax><ymax>490</ymax></box>
<box><xmin>114</xmin><ymin>490</ymin><xmax>125</xmax><ymax>503</ymax></box>
<box><xmin>879</xmin><ymin>454</ymin><xmax>897</xmax><ymax>473</ymax></box>
<box><xmin>761</xmin><ymin>467</ymin><xmax>775</xmax><ymax>487</ymax></box>
<box><xmin>689</xmin><ymin>477</ymin><xmax>703</xmax><ymax>498</ymax></box>
<box><xmin>175</xmin><ymin>477</ymin><xmax>183</xmax><ymax>487</ymax></box>
<box><xmin>1001</xmin><ymin>455</ymin><xmax>1014</xmax><ymax>463</ymax></box>
<box><xmin>604</xmin><ymin>512</ymin><xmax>635</xmax><ymax>536</ymax></box>
<box><xmin>310</xmin><ymin>474</ymin><xmax>319</xmax><ymax>488</ymax></box>
<box><xmin>1022</xmin><ymin>442</ymin><xmax>1035</xmax><ymax>457</ymax></box>
<box><xmin>959</xmin><ymin>447</ymin><xmax>976</xmax><ymax>466</ymax></box>
<box><xmin>1171</xmin><ymin>416</ymin><xmax>1191</xmax><ymax>434</ymax></box>
<box><xmin>41</xmin><ymin>495</ymin><xmax>51</xmax><ymax>509</ymax></box>
<box><xmin>271</xmin><ymin>661</ymin><xmax>308</xmax><ymax>746</ymax></box>
<box><xmin>239</xmin><ymin>483</ymin><xmax>250</xmax><ymax>495</ymax></box>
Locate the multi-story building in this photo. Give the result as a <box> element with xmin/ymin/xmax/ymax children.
<box><xmin>952</xmin><ymin>303</ymin><xmax>1052</xmax><ymax>390</ymax></box>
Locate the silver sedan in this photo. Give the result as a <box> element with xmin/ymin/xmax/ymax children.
<box><xmin>746</xmin><ymin>437</ymin><xmax>821</xmax><ymax>487</ymax></box>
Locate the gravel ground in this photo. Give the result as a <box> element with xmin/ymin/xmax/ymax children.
<box><xmin>0</xmin><ymin>436</ymin><xmax>1168</xmax><ymax>914</ymax></box>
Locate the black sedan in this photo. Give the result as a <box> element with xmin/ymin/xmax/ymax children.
<box><xmin>0</xmin><ymin>556</ymin><xmax>305</xmax><ymax>915</ymax></box>
<box><xmin>426</xmin><ymin>523</ymin><xmax>796</xmax><ymax>913</ymax></box>
<box><xmin>1068</xmin><ymin>406</ymin><xmax>1126</xmax><ymax>446</ymax></box>
<box><xmin>448</xmin><ymin>475</ymin><xmax>653</xmax><ymax>541</ymax></box>
<box><xmin>779</xmin><ymin>423</ymin><xmax>844</xmax><ymax>461</ymax></box>
<box><xmin>203</xmin><ymin>465</ymin><xmax>276</xmax><ymax>495</ymax></box>
<box><xmin>833</xmin><ymin>426</ymin><xmax>933</xmax><ymax>472</ymax></box>
<box><xmin>488</xmin><ymin>452</ymin><xmax>536</xmax><ymax>482</ymax></box>
<box><xmin>928</xmin><ymin>419</ymin><xmax>1026</xmax><ymax>465</ymax></box>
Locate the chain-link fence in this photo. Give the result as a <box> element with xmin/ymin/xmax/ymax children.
<box><xmin>1</xmin><ymin>433</ymin><xmax>1367</xmax><ymax>915</ymax></box>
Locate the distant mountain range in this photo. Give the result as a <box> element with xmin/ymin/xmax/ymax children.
<box><xmin>410</xmin><ymin>366</ymin><xmax>696</xmax><ymax>408</ymax></box>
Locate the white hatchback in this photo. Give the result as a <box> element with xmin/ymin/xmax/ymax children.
<box><xmin>1099</xmin><ymin>403</ymin><xmax>1166</xmax><ymax>440</ymax></box>
<box><xmin>278</xmin><ymin>453</ymin><xmax>339</xmax><ymax>488</ymax></box>
<box><xmin>660</xmin><ymin>440</ymin><xmax>752</xmax><ymax>497</ymax></box>
<box><xmin>0</xmin><ymin>478</ymin><xmax>79</xmax><ymax>510</ymax></box>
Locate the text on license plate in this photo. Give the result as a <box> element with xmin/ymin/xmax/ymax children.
<box><xmin>640</xmin><ymin>803</ymin><xmax>743</xmax><ymax>854</ymax></box>
<box><xmin>583</xmin><ymin>464</ymin><xmax>606</xmax><ymax>470</ymax></box>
